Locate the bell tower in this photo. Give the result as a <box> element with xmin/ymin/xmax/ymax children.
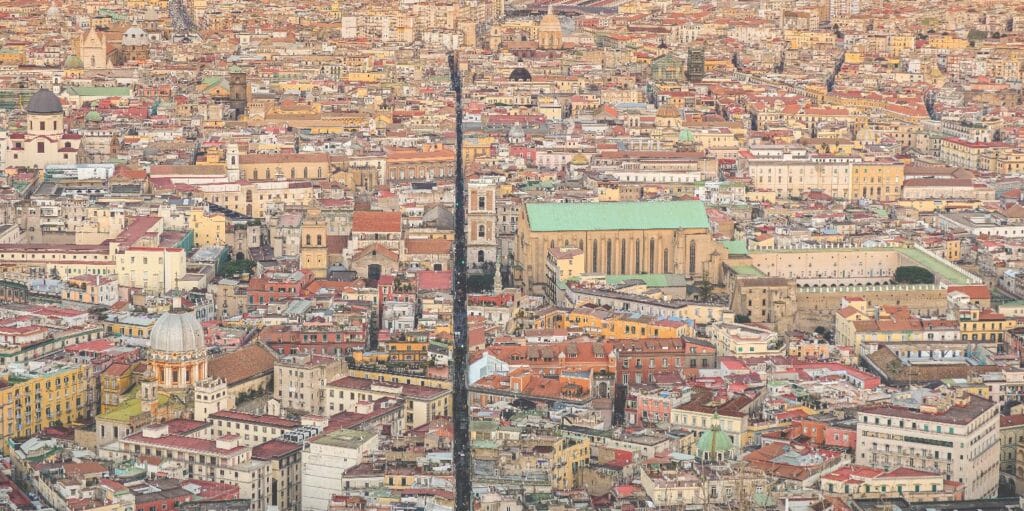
<box><xmin>194</xmin><ymin>378</ymin><xmax>234</xmax><ymax>422</ymax></box>
<box><xmin>226</xmin><ymin>143</ymin><xmax>240</xmax><ymax>181</ymax></box>
<box><xmin>228</xmin><ymin>65</ymin><xmax>248</xmax><ymax>116</ymax></box>
<box><xmin>139</xmin><ymin>367</ymin><xmax>159</xmax><ymax>417</ymax></box>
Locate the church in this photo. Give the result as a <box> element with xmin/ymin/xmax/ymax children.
<box><xmin>4</xmin><ymin>89</ymin><xmax>80</xmax><ymax>169</ymax></box>
<box><xmin>515</xmin><ymin>201</ymin><xmax>725</xmax><ymax>294</ymax></box>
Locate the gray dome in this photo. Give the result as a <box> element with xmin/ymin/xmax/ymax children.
<box><xmin>123</xmin><ymin>27</ymin><xmax>149</xmax><ymax>45</ymax></box>
<box><xmin>27</xmin><ymin>89</ymin><xmax>62</xmax><ymax>114</ymax></box>
<box><xmin>150</xmin><ymin>311</ymin><xmax>205</xmax><ymax>353</ymax></box>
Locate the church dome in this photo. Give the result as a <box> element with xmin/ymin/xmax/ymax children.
<box><xmin>27</xmin><ymin>89</ymin><xmax>62</xmax><ymax>114</ymax></box>
<box><xmin>85</xmin><ymin>111</ymin><xmax>102</xmax><ymax>123</ymax></box>
<box><xmin>122</xmin><ymin>27</ymin><xmax>149</xmax><ymax>45</ymax></box>
<box><xmin>64</xmin><ymin>55</ymin><xmax>84</xmax><ymax>69</ymax></box>
<box><xmin>539</xmin><ymin>7</ymin><xmax>561</xmax><ymax>31</ymax></box>
<box><xmin>150</xmin><ymin>311</ymin><xmax>206</xmax><ymax>354</ymax></box>
<box><xmin>696</xmin><ymin>423</ymin><xmax>733</xmax><ymax>461</ymax></box>
<box><xmin>509</xmin><ymin>67</ymin><xmax>532</xmax><ymax>82</ymax></box>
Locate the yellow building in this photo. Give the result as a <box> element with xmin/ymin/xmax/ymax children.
<box><xmin>0</xmin><ymin>362</ymin><xmax>93</xmax><ymax>439</ymax></box>
<box><xmin>0</xmin><ymin>46</ymin><xmax>25</xmax><ymax>65</ymax></box>
<box><xmin>188</xmin><ymin>209</ymin><xmax>228</xmax><ymax>246</ymax></box>
<box><xmin>114</xmin><ymin>247</ymin><xmax>188</xmax><ymax>294</ymax></box>
<box><xmin>565</xmin><ymin>309</ymin><xmax>694</xmax><ymax>340</ymax></box>
<box><xmin>104</xmin><ymin>313</ymin><xmax>158</xmax><ymax>338</ymax></box>
<box><xmin>927</xmin><ymin>36</ymin><xmax>969</xmax><ymax>50</ymax></box>
<box><xmin>551</xmin><ymin>436</ymin><xmax>590</xmax><ymax>490</ymax></box>
<box><xmin>784</xmin><ymin>30</ymin><xmax>837</xmax><ymax>49</ymax></box>
<box><xmin>851</xmin><ymin>160</ymin><xmax>905</xmax><ymax>202</ymax></box>
<box><xmin>670</xmin><ymin>392</ymin><xmax>752</xmax><ymax>449</ymax></box>
<box><xmin>100</xmin><ymin>362</ymin><xmax>139</xmax><ymax>413</ymax></box>
<box><xmin>546</xmin><ymin>247</ymin><xmax>585</xmax><ymax>282</ymax></box>
<box><xmin>959</xmin><ymin>309</ymin><xmax>1016</xmax><ymax>344</ymax></box>
<box><xmin>944</xmin><ymin>239</ymin><xmax>962</xmax><ymax>262</ymax></box>
<box><xmin>300</xmin><ymin>209</ymin><xmax>328</xmax><ymax>278</ymax></box>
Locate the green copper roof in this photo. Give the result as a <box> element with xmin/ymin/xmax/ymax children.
<box><xmin>525</xmin><ymin>201</ymin><xmax>709</xmax><ymax>232</ymax></box>
<box><xmin>722</xmin><ymin>240</ymin><xmax>749</xmax><ymax>256</ymax></box>
<box><xmin>696</xmin><ymin>424</ymin><xmax>733</xmax><ymax>457</ymax></box>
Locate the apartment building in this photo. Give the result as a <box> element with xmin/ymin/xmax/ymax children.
<box><xmin>119</xmin><ymin>423</ymin><xmax>273</xmax><ymax>511</ymax></box>
<box><xmin>325</xmin><ymin>376</ymin><xmax>451</xmax><ymax>432</ymax></box>
<box><xmin>273</xmin><ymin>354</ymin><xmax>347</xmax><ymax>415</ymax></box>
<box><xmin>855</xmin><ymin>392</ymin><xmax>999</xmax><ymax>499</ymax></box>
<box><xmin>207</xmin><ymin>410</ymin><xmax>300</xmax><ymax>447</ymax></box>
<box><xmin>0</xmin><ymin>361</ymin><xmax>94</xmax><ymax>439</ymax></box>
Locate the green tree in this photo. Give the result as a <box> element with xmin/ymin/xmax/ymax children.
<box><xmin>893</xmin><ymin>266</ymin><xmax>935</xmax><ymax>284</ymax></box>
<box><xmin>220</xmin><ymin>258</ymin><xmax>255</xmax><ymax>277</ymax></box>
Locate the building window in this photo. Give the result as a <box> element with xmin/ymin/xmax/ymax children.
<box><xmin>606</xmin><ymin>240</ymin><xmax>612</xmax><ymax>274</ymax></box>
<box><xmin>37</xmin><ymin>142</ymin><xmax>45</xmax><ymax>153</ymax></box>
<box><xmin>649</xmin><ymin>239</ymin><xmax>656</xmax><ymax>272</ymax></box>
<box><xmin>689</xmin><ymin>240</ymin><xmax>697</xmax><ymax>274</ymax></box>
<box><xmin>620</xmin><ymin>239</ymin><xmax>626</xmax><ymax>274</ymax></box>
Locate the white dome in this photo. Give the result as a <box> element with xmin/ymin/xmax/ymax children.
<box><xmin>150</xmin><ymin>311</ymin><xmax>205</xmax><ymax>353</ymax></box>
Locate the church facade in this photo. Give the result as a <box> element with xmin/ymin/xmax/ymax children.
<box><xmin>4</xmin><ymin>89</ymin><xmax>80</xmax><ymax>169</ymax></box>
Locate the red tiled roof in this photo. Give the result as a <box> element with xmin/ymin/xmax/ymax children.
<box><xmin>252</xmin><ymin>439</ymin><xmax>302</xmax><ymax>459</ymax></box>
<box><xmin>352</xmin><ymin>211</ymin><xmax>401</xmax><ymax>233</ymax></box>
<box><xmin>208</xmin><ymin>343</ymin><xmax>277</xmax><ymax>386</ymax></box>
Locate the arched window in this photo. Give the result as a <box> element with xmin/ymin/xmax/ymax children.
<box><xmin>478</xmin><ymin>225</ymin><xmax>485</xmax><ymax>239</ymax></box>
<box><xmin>649</xmin><ymin>239</ymin><xmax>656</xmax><ymax>272</ymax></box>
<box><xmin>605</xmin><ymin>240</ymin><xmax>612</xmax><ymax>274</ymax></box>
<box><xmin>592</xmin><ymin>241</ymin><xmax>599</xmax><ymax>272</ymax></box>
<box><xmin>620</xmin><ymin>239</ymin><xmax>627</xmax><ymax>274</ymax></box>
<box><xmin>306</xmin><ymin>234</ymin><xmax>311</xmax><ymax>245</ymax></box>
<box><xmin>689</xmin><ymin>240</ymin><xmax>697</xmax><ymax>275</ymax></box>
<box><xmin>635</xmin><ymin>240</ymin><xmax>641</xmax><ymax>273</ymax></box>
<box><xmin>664</xmin><ymin>249</ymin><xmax>669</xmax><ymax>272</ymax></box>
<box><xmin>477</xmin><ymin>250</ymin><xmax>485</xmax><ymax>263</ymax></box>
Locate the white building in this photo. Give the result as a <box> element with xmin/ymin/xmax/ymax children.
<box><xmin>856</xmin><ymin>391</ymin><xmax>999</xmax><ymax>500</ymax></box>
<box><xmin>301</xmin><ymin>429</ymin><xmax>379</xmax><ymax>511</ymax></box>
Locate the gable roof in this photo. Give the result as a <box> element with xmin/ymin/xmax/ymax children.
<box><xmin>208</xmin><ymin>343</ymin><xmax>277</xmax><ymax>386</ymax></box>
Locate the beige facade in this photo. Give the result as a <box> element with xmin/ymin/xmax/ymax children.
<box><xmin>856</xmin><ymin>393</ymin><xmax>999</xmax><ymax>500</ymax></box>
<box><xmin>239</xmin><ymin>153</ymin><xmax>331</xmax><ymax>182</ymax></box>
<box><xmin>197</xmin><ymin>181</ymin><xmax>318</xmax><ymax>218</ymax></box>
<box><xmin>324</xmin><ymin>377</ymin><xmax>451</xmax><ymax>432</ymax></box>
<box><xmin>116</xmin><ymin>424</ymin><xmax>273</xmax><ymax>511</ymax></box>
<box><xmin>516</xmin><ymin>202</ymin><xmax>723</xmax><ymax>294</ymax></box>
<box><xmin>273</xmin><ymin>354</ymin><xmax>346</xmax><ymax>415</ymax></box>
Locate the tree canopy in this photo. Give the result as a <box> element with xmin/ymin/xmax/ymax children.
<box><xmin>893</xmin><ymin>266</ymin><xmax>935</xmax><ymax>284</ymax></box>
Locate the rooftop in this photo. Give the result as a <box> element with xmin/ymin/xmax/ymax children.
<box><xmin>525</xmin><ymin>201</ymin><xmax>710</xmax><ymax>232</ymax></box>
